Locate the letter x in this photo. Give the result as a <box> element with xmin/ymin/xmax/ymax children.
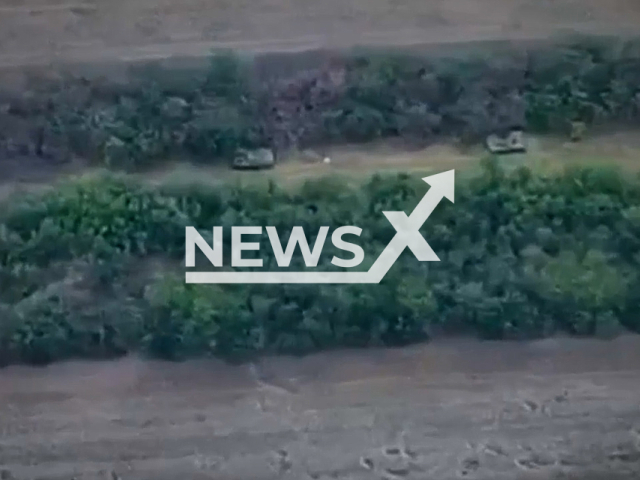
<box><xmin>382</xmin><ymin>211</ymin><xmax>439</xmax><ymax>261</ymax></box>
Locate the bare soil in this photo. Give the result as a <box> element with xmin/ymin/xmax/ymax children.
<box><xmin>1</xmin><ymin>336</ymin><xmax>640</xmax><ymax>479</ymax></box>
<box><xmin>0</xmin><ymin>0</ymin><xmax>640</xmax><ymax>70</ymax></box>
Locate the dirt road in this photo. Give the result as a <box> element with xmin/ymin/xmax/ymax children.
<box><xmin>140</xmin><ymin>131</ymin><xmax>640</xmax><ymax>189</ymax></box>
<box><xmin>1</xmin><ymin>0</ymin><xmax>640</xmax><ymax>69</ymax></box>
<box><xmin>1</xmin><ymin>336</ymin><xmax>640</xmax><ymax>479</ymax></box>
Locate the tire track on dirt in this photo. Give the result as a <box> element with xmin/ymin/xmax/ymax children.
<box><xmin>1</xmin><ymin>337</ymin><xmax>640</xmax><ymax>479</ymax></box>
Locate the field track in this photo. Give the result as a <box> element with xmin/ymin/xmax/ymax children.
<box><xmin>2</xmin><ymin>336</ymin><xmax>640</xmax><ymax>479</ymax></box>
<box><xmin>0</xmin><ymin>0</ymin><xmax>640</xmax><ymax>69</ymax></box>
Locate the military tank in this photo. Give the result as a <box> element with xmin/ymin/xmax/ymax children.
<box><xmin>485</xmin><ymin>128</ymin><xmax>527</xmax><ymax>155</ymax></box>
<box><xmin>232</xmin><ymin>148</ymin><xmax>276</xmax><ymax>170</ymax></box>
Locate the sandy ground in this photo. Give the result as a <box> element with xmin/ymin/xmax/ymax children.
<box><xmin>1</xmin><ymin>336</ymin><xmax>640</xmax><ymax>479</ymax></box>
<box><xmin>0</xmin><ymin>0</ymin><xmax>640</xmax><ymax>69</ymax></box>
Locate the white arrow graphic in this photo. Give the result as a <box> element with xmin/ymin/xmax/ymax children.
<box><xmin>366</xmin><ymin>169</ymin><xmax>454</xmax><ymax>283</ymax></box>
<box><xmin>186</xmin><ymin>170</ymin><xmax>455</xmax><ymax>284</ymax></box>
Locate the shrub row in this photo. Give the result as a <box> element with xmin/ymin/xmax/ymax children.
<box><xmin>2</xmin><ymin>36</ymin><xmax>640</xmax><ymax>168</ymax></box>
<box><xmin>1</xmin><ymin>160</ymin><xmax>639</xmax><ymax>365</ymax></box>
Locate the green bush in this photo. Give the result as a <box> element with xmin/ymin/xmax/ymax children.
<box><xmin>1</xmin><ymin>162</ymin><xmax>640</xmax><ymax>365</ymax></box>
<box><xmin>142</xmin><ymin>277</ymin><xmax>255</xmax><ymax>359</ymax></box>
<box><xmin>8</xmin><ymin>36</ymin><xmax>640</xmax><ymax>167</ymax></box>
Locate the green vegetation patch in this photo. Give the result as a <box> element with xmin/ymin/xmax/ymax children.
<box><xmin>1</xmin><ymin>161</ymin><xmax>639</xmax><ymax>366</ymax></box>
<box><xmin>2</xmin><ymin>36</ymin><xmax>640</xmax><ymax>170</ymax></box>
